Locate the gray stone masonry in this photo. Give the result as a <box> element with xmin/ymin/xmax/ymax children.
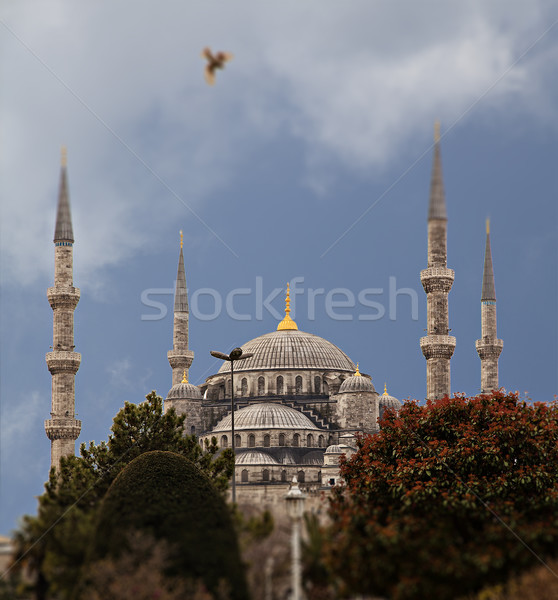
<box><xmin>420</xmin><ymin>134</ymin><xmax>455</xmax><ymax>400</ymax></box>
<box><xmin>45</xmin><ymin>164</ymin><xmax>81</xmax><ymax>469</ymax></box>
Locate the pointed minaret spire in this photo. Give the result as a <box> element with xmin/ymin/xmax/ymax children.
<box><xmin>428</xmin><ymin>121</ymin><xmax>448</xmax><ymax>222</ymax></box>
<box><xmin>420</xmin><ymin>122</ymin><xmax>456</xmax><ymax>400</ymax></box>
<box><xmin>168</xmin><ymin>231</ymin><xmax>194</xmax><ymax>386</ymax></box>
<box><xmin>54</xmin><ymin>146</ymin><xmax>74</xmax><ymax>243</ymax></box>
<box><xmin>476</xmin><ymin>220</ymin><xmax>503</xmax><ymax>392</ymax></box>
<box><xmin>481</xmin><ymin>219</ymin><xmax>496</xmax><ymax>302</ymax></box>
<box><xmin>45</xmin><ymin>148</ymin><xmax>82</xmax><ymax>469</ymax></box>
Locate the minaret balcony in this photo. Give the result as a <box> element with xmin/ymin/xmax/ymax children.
<box><xmin>475</xmin><ymin>339</ymin><xmax>503</xmax><ymax>359</ymax></box>
<box><xmin>420</xmin><ymin>267</ymin><xmax>455</xmax><ymax>293</ymax></box>
<box><xmin>420</xmin><ymin>335</ymin><xmax>456</xmax><ymax>359</ymax></box>
<box><xmin>47</xmin><ymin>286</ymin><xmax>80</xmax><ymax>309</ymax></box>
<box><xmin>46</xmin><ymin>351</ymin><xmax>81</xmax><ymax>374</ymax></box>
<box><xmin>168</xmin><ymin>349</ymin><xmax>195</xmax><ymax>368</ymax></box>
<box><xmin>45</xmin><ymin>418</ymin><xmax>82</xmax><ymax>440</ymax></box>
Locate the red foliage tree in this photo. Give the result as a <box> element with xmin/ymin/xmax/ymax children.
<box><xmin>325</xmin><ymin>391</ymin><xmax>558</xmax><ymax>600</ymax></box>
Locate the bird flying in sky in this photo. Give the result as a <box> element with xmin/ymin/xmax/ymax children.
<box><xmin>201</xmin><ymin>47</ymin><xmax>233</xmax><ymax>85</ymax></box>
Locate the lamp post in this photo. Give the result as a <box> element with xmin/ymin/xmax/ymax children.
<box><xmin>209</xmin><ymin>347</ymin><xmax>253</xmax><ymax>504</ymax></box>
<box><xmin>285</xmin><ymin>476</ymin><xmax>307</xmax><ymax>600</ymax></box>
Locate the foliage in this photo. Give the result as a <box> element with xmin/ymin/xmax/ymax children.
<box><xmin>324</xmin><ymin>391</ymin><xmax>558</xmax><ymax>600</ymax></box>
<box><xmin>301</xmin><ymin>513</ymin><xmax>336</xmax><ymax>600</ymax></box>
<box><xmin>11</xmin><ymin>392</ymin><xmax>234</xmax><ymax>599</ymax></box>
<box><xmin>462</xmin><ymin>556</ymin><xmax>558</xmax><ymax>600</ymax></box>
<box><xmin>83</xmin><ymin>451</ymin><xmax>247</xmax><ymax>600</ymax></box>
<box><xmin>82</xmin><ymin>531</ymin><xmax>224</xmax><ymax>600</ymax></box>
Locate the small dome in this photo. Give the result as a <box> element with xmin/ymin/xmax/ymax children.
<box><xmin>213</xmin><ymin>403</ymin><xmax>319</xmax><ymax>432</ymax></box>
<box><xmin>302</xmin><ymin>450</ymin><xmax>324</xmax><ymax>466</ymax></box>
<box><xmin>339</xmin><ymin>366</ymin><xmax>376</xmax><ymax>393</ymax></box>
<box><xmin>379</xmin><ymin>384</ymin><xmax>401</xmax><ymax>410</ymax></box>
<box><xmin>166</xmin><ymin>381</ymin><xmax>202</xmax><ymax>401</ymax></box>
<box><xmin>236</xmin><ymin>451</ymin><xmax>279</xmax><ymax>465</ymax></box>
<box><xmin>325</xmin><ymin>445</ymin><xmax>343</xmax><ymax>454</ymax></box>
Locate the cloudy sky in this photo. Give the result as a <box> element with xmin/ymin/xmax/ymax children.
<box><xmin>1</xmin><ymin>1</ymin><xmax>557</xmax><ymax>535</ymax></box>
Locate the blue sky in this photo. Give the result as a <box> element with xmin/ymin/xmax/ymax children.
<box><xmin>1</xmin><ymin>1</ymin><xmax>557</xmax><ymax>536</ymax></box>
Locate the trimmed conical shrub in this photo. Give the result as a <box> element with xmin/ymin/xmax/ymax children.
<box><xmin>89</xmin><ymin>450</ymin><xmax>248</xmax><ymax>599</ymax></box>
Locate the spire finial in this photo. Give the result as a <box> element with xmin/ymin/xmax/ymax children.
<box><xmin>434</xmin><ymin>121</ymin><xmax>441</xmax><ymax>143</ymax></box>
<box><xmin>181</xmin><ymin>369</ymin><xmax>188</xmax><ymax>384</ymax></box>
<box><xmin>180</xmin><ymin>230</ymin><xmax>183</xmax><ymax>249</ymax></box>
<box><xmin>277</xmin><ymin>283</ymin><xmax>298</xmax><ymax>330</ymax></box>
<box><xmin>486</xmin><ymin>218</ymin><xmax>490</xmax><ymax>235</ymax></box>
<box><xmin>384</xmin><ymin>382</ymin><xmax>388</xmax><ymax>395</ymax></box>
<box><xmin>354</xmin><ymin>363</ymin><xmax>361</xmax><ymax>376</ymax></box>
<box><xmin>61</xmin><ymin>145</ymin><xmax>67</xmax><ymax>167</ymax></box>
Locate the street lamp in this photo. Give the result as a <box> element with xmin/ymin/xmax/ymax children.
<box><xmin>285</xmin><ymin>476</ymin><xmax>307</xmax><ymax>600</ymax></box>
<box><xmin>209</xmin><ymin>347</ymin><xmax>253</xmax><ymax>504</ymax></box>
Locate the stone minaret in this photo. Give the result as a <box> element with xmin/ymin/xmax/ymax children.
<box><xmin>475</xmin><ymin>220</ymin><xmax>503</xmax><ymax>392</ymax></box>
<box><xmin>420</xmin><ymin>123</ymin><xmax>456</xmax><ymax>400</ymax></box>
<box><xmin>167</xmin><ymin>231</ymin><xmax>194</xmax><ymax>385</ymax></box>
<box><xmin>45</xmin><ymin>148</ymin><xmax>82</xmax><ymax>468</ymax></box>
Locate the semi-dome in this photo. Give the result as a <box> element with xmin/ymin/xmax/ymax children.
<box><xmin>216</xmin><ymin>329</ymin><xmax>356</xmax><ymax>374</ymax></box>
<box><xmin>166</xmin><ymin>380</ymin><xmax>202</xmax><ymax>400</ymax></box>
<box><xmin>339</xmin><ymin>365</ymin><xmax>376</xmax><ymax>393</ymax></box>
<box><xmin>213</xmin><ymin>402</ymin><xmax>319</xmax><ymax>432</ymax></box>
<box><xmin>236</xmin><ymin>451</ymin><xmax>279</xmax><ymax>465</ymax></box>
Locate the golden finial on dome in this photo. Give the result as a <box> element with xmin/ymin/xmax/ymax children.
<box><xmin>383</xmin><ymin>382</ymin><xmax>388</xmax><ymax>395</ymax></box>
<box><xmin>181</xmin><ymin>370</ymin><xmax>188</xmax><ymax>384</ymax></box>
<box><xmin>61</xmin><ymin>145</ymin><xmax>67</xmax><ymax>167</ymax></box>
<box><xmin>354</xmin><ymin>363</ymin><xmax>361</xmax><ymax>376</ymax></box>
<box><xmin>486</xmin><ymin>218</ymin><xmax>490</xmax><ymax>235</ymax></box>
<box><xmin>277</xmin><ymin>283</ymin><xmax>298</xmax><ymax>331</ymax></box>
<box><xmin>434</xmin><ymin>120</ymin><xmax>441</xmax><ymax>143</ymax></box>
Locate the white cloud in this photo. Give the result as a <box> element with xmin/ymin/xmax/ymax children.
<box><xmin>1</xmin><ymin>1</ymin><xmax>556</xmax><ymax>286</ymax></box>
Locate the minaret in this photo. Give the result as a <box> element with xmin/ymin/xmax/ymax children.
<box><xmin>45</xmin><ymin>148</ymin><xmax>82</xmax><ymax>468</ymax></box>
<box><xmin>420</xmin><ymin>122</ymin><xmax>456</xmax><ymax>399</ymax></box>
<box><xmin>167</xmin><ymin>231</ymin><xmax>194</xmax><ymax>385</ymax></box>
<box><xmin>475</xmin><ymin>220</ymin><xmax>503</xmax><ymax>392</ymax></box>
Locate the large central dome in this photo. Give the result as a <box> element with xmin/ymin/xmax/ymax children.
<box><xmin>217</xmin><ymin>329</ymin><xmax>356</xmax><ymax>373</ymax></box>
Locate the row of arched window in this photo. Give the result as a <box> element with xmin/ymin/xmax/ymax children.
<box><xmin>215</xmin><ymin>375</ymin><xmax>329</xmax><ymax>399</ymax></box>
<box><xmin>240</xmin><ymin>469</ymin><xmax>319</xmax><ymax>483</ymax></box>
<box><xmin>220</xmin><ymin>432</ymin><xmax>330</xmax><ymax>448</ymax></box>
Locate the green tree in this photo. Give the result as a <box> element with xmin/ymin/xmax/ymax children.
<box><xmin>324</xmin><ymin>391</ymin><xmax>558</xmax><ymax>600</ymax></box>
<box><xmin>82</xmin><ymin>451</ymin><xmax>247</xmax><ymax>600</ymax></box>
<box><xmin>11</xmin><ymin>392</ymin><xmax>233</xmax><ymax>600</ymax></box>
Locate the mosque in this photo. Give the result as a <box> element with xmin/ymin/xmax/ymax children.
<box><xmin>44</xmin><ymin>127</ymin><xmax>503</xmax><ymax>509</ymax></box>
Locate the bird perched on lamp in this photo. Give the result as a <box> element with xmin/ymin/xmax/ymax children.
<box><xmin>201</xmin><ymin>47</ymin><xmax>233</xmax><ymax>85</ymax></box>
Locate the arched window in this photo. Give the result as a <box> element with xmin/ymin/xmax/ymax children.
<box><xmin>258</xmin><ymin>376</ymin><xmax>265</xmax><ymax>396</ymax></box>
<box><xmin>295</xmin><ymin>376</ymin><xmax>303</xmax><ymax>395</ymax></box>
<box><xmin>297</xmin><ymin>470</ymin><xmax>305</xmax><ymax>483</ymax></box>
<box><xmin>307</xmin><ymin>433</ymin><xmax>314</xmax><ymax>447</ymax></box>
<box><xmin>318</xmin><ymin>472</ymin><xmax>322</xmax><ymax>483</ymax></box>
<box><xmin>235</xmin><ymin>434</ymin><xmax>241</xmax><ymax>448</ymax></box>
<box><xmin>219</xmin><ymin>384</ymin><xmax>225</xmax><ymax>399</ymax></box>
<box><xmin>226</xmin><ymin>378</ymin><xmax>231</xmax><ymax>395</ymax></box>
<box><xmin>279</xmin><ymin>433</ymin><xmax>286</xmax><ymax>446</ymax></box>
<box><xmin>221</xmin><ymin>435</ymin><xmax>228</xmax><ymax>448</ymax></box>
<box><xmin>241</xmin><ymin>377</ymin><xmax>248</xmax><ymax>396</ymax></box>
<box><xmin>281</xmin><ymin>470</ymin><xmax>287</xmax><ymax>482</ymax></box>
<box><xmin>191</xmin><ymin>425</ymin><xmax>196</xmax><ymax>436</ymax></box>
<box><xmin>293</xmin><ymin>433</ymin><xmax>300</xmax><ymax>447</ymax></box>
<box><xmin>314</xmin><ymin>375</ymin><xmax>321</xmax><ymax>394</ymax></box>
<box><xmin>318</xmin><ymin>434</ymin><xmax>324</xmax><ymax>448</ymax></box>
<box><xmin>323</xmin><ymin>380</ymin><xmax>329</xmax><ymax>395</ymax></box>
<box><xmin>276</xmin><ymin>375</ymin><xmax>284</xmax><ymax>395</ymax></box>
<box><xmin>263</xmin><ymin>469</ymin><xmax>270</xmax><ymax>482</ymax></box>
<box><xmin>328</xmin><ymin>435</ymin><xmax>334</xmax><ymax>446</ymax></box>
<box><xmin>248</xmin><ymin>434</ymin><xmax>256</xmax><ymax>448</ymax></box>
<box><xmin>263</xmin><ymin>434</ymin><xmax>271</xmax><ymax>448</ymax></box>
<box><xmin>241</xmin><ymin>469</ymin><xmax>249</xmax><ymax>483</ymax></box>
